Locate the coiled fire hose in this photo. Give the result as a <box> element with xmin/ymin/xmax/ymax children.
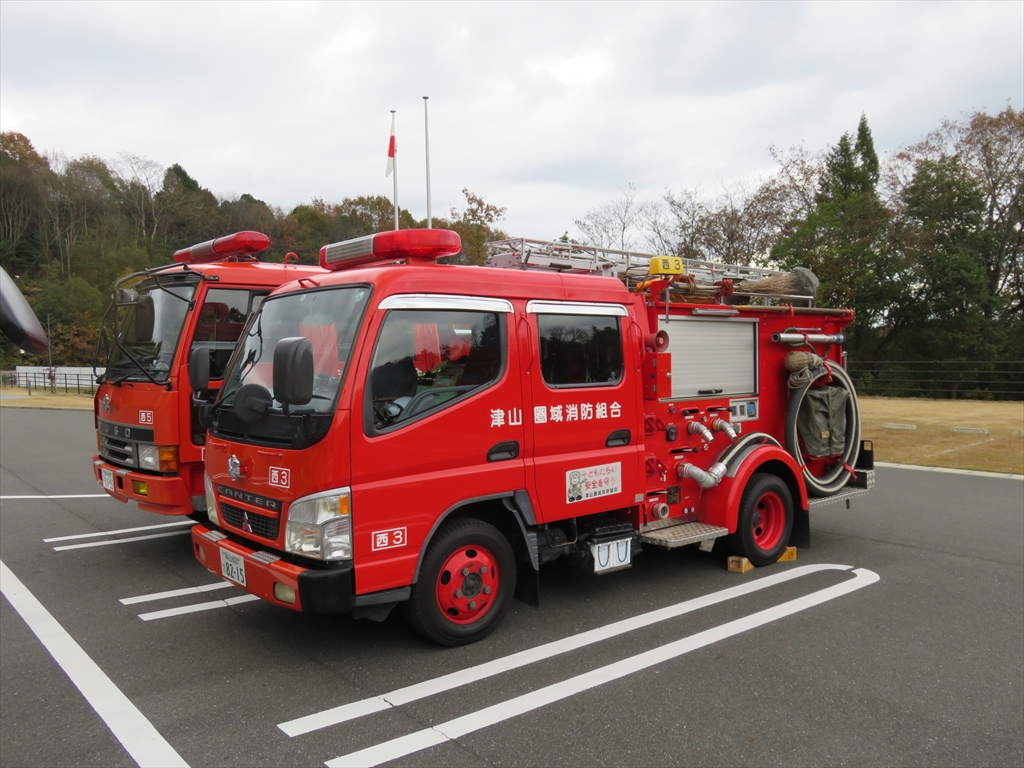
<box><xmin>784</xmin><ymin>354</ymin><xmax>862</xmax><ymax>497</ymax></box>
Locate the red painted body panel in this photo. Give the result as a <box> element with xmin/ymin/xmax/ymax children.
<box><xmin>191</xmin><ymin>524</ymin><xmax>308</xmax><ymax>610</ymax></box>
<box><xmin>698</xmin><ymin>445</ymin><xmax>808</xmax><ymax>532</ymax></box>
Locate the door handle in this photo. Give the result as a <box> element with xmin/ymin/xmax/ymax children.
<box><xmin>606</xmin><ymin>429</ymin><xmax>631</xmax><ymax>448</ymax></box>
<box><xmin>487</xmin><ymin>441</ymin><xmax>520</xmax><ymax>462</ymax></box>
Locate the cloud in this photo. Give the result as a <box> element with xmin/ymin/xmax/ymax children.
<box><xmin>1</xmin><ymin>0</ymin><xmax>1020</xmax><ymax>241</ymax></box>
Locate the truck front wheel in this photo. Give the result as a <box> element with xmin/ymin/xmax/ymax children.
<box><xmin>405</xmin><ymin>518</ymin><xmax>516</xmax><ymax>646</ymax></box>
<box><xmin>730</xmin><ymin>473</ymin><xmax>793</xmax><ymax>567</ymax></box>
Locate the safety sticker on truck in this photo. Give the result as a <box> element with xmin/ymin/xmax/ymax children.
<box><xmin>566</xmin><ymin>462</ymin><xmax>621</xmax><ymax>503</ymax></box>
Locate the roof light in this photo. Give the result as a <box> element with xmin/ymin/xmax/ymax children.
<box><xmin>173</xmin><ymin>231</ymin><xmax>270</xmax><ymax>264</ymax></box>
<box><xmin>319</xmin><ymin>229</ymin><xmax>461</xmax><ymax>271</ymax></box>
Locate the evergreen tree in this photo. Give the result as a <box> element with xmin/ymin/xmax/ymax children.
<box><xmin>772</xmin><ymin>114</ymin><xmax>894</xmax><ymax>355</ymax></box>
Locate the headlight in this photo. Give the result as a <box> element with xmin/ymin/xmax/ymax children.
<box><xmin>138</xmin><ymin>444</ymin><xmax>179</xmax><ymax>472</ymax></box>
<box><xmin>138</xmin><ymin>445</ymin><xmax>159</xmax><ymax>471</ymax></box>
<box><xmin>285</xmin><ymin>489</ymin><xmax>352</xmax><ymax>561</ymax></box>
<box><xmin>205</xmin><ymin>472</ymin><xmax>220</xmax><ymax>525</ymax></box>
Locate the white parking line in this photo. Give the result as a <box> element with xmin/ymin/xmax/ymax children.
<box><xmin>1</xmin><ymin>493</ymin><xmax>110</xmax><ymax>499</ymax></box>
<box><xmin>326</xmin><ymin>567</ymin><xmax>879</xmax><ymax>768</ymax></box>
<box><xmin>53</xmin><ymin>531</ymin><xmax>192</xmax><ymax>552</ymax></box>
<box><xmin>45</xmin><ymin>520</ymin><xmax>195</xmax><ymax>543</ymax></box>
<box><xmin>120</xmin><ymin>581</ymin><xmax>235</xmax><ymax>605</ymax></box>
<box><xmin>138</xmin><ymin>594</ymin><xmax>261</xmax><ymax>621</ymax></box>
<box><xmin>0</xmin><ymin>559</ymin><xmax>189</xmax><ymax>768</ymax></box>
<box><xmin>280</xmin><ymin>563</ymin><xmax>852</xmax><ymax>737</ymax></box>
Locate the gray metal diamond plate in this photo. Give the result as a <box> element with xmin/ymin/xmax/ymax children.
<box><xmin>249</xmin><ymin>551</ymin><xmax>281</xmax><ymax>564</ymax></box>
<box><xmin>808</xmin><ymin>486</ymin><xmax>872</xmax><ymax>509</ymax></box>
<box><xmin>640</xmin><ymin>521</ymin><xmax>729</xmax><ymax>549</ymax></box>
<box><xmin>202</xmin><ymin>529</ymin><xmax>227</xmax><ymax>542</ymax></box>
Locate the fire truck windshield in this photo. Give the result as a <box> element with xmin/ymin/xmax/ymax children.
<box><xmin>104</xmin><ymin>279</ymin><xmax>196</xmax><ymax>383</ymax></box>
<box><xmin>218</xmin><ymin>285</ymin><xmax>370</xmax><ymax>417</ymax></box>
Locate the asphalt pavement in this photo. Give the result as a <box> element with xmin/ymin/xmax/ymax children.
<box><xmin>1</xmin><ymin>407</ymin><xmax>1021</xmax><ymax>767</ymax></box>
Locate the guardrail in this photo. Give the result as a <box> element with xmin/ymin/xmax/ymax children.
<box><xmin>1</xmin><ymin>370</ymin><xmax>97</xmax><ymax>396</ymax></box>
<box><xmin>847</xmin><ymin>360</ymin><xmax>1024</xmax><ymax>401</ymax></box>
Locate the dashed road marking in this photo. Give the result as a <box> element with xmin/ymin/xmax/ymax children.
<box><xmin>138</xmin><ymin>594</ymin><xmax>261</xmax><ymax>622</ymax></box>
<box><xmin>325</xmin><ymin>566</ymin><xmax>879</xmax><ymax>768</ymax></box>
<box><xmin>1</xmin><ymin>493</ymin><xmax>109</xmax><ymax>499</ymax></box>
<box><xmin>281</xmin><ymin>563</ymin><xmax>854</xmax><ymax>737</ymax></box>
<box><xmin>120</xmin><ymin>581</ymin><xmax>235</xmax><ymax>606</ymax></box>
<box><xmin>45</xmin><ymin>520</ymin><xmax>194</xmax><ymax>543</ymax></box>
<box><xmin>53</xmin><ymin>531</ymin><xmax>192</xmax><ymax>551</ymax></box>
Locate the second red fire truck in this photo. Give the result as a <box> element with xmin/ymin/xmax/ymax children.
<box><xmin>92</xmin><ymin>231</ymin><xmax>326</xmax><ymax>518</ymax></box>
<box><xmin>188</xmin><ymin>229</ymin><xmax>873</xmax><ymax>645</ymax></box>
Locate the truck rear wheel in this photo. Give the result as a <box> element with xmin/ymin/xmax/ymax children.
<box><xmin>730</xmin><ymin>473</ymin><xmax>793</xmax><ymax>567</ymax></box>
<box><xmin>405</xmin><ymin>518</ymin><xmax>516</xmax><ymax>646</ymax></box>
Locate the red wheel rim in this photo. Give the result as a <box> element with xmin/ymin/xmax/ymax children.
<box><xmin>750</xmin><ymin>491</ymin><xmax>785</xmax><ymax>550</ymax></box>
<box><xmin>435</xmin><ymin>545</ymin><xmax>499</xmax><ymax>625</ymax></box>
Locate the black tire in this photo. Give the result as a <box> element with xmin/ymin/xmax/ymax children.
<box><xmin>404</xmin><ymin>518</ymin><xmax>516</xmax><ymax>646</ymax></box>
<box><xmin>728</xmin><ymin>473</ymin><xmax>794</xmax><ymax>567</ymax></box>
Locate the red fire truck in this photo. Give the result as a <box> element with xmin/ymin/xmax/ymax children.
<box><xmin>188</xmin><ymin>229</ymin><xmax>873</xmax><ymax>645</ymax></box>
<box><xmin>92</xmin><ymin>231</ymin><xmax>326</xmax><ymax>518</ymax></box>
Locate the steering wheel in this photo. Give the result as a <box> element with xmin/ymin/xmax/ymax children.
<box><xmin>399</xmin><ymin>386</ymin><xmax>475</xmax><ymax>420</ymax></box>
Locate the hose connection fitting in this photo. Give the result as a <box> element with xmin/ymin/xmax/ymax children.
<box><xmin>650</xmin><ymin>502</ymin><xmax>670</xmax><ymax>520</ymax></box>
<box><xmin>711</xmin><ymin>418</ymin><xmax>738</xmax><ymax>441</ymax></box>
<box><xmin>676</xmin><ymin>461</ymin><xmax>727</xmax><ymax>489</ymax></box>
<box><xmin>687</xmin><ymin>421</ymin><xmax>714</xmax><ymax>443</ymax></box>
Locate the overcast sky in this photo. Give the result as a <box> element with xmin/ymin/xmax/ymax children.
<box><xmin>1</xmin><ymin>1</ymin><xmax>1021</xmax><ymax>242</ymax></box>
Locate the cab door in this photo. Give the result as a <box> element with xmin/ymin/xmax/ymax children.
<box><xmin>523</xmin><ymin>301</ymin><xmax>643</xmax><ymax>523</ymax></box>
<box><xmin>350</xmin><ymin>295</ymin><xmax>526</xmax><ymax>593</ymax></box>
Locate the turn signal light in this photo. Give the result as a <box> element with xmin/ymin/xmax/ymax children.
<box><xmin>174</xmin><ymin>231</ymin><xmax>270</xmax><ymax>264</ymax></box>
<box><xmin>159</xmin><ymin>446</ymin><xmax>180</xmax><ymax>473</ymax></box>
<box><xmin>319</xmin><ymin>229</ymin><xmax>461</xmax><ymax>271</ymax></box>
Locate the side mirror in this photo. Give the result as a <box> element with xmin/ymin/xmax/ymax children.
<box><xmin>134</xmin><ymin>295</ymin><xmax>155</xmax><ymax>342</ymax></box>
<box><xmin>273</xmin><ymin>336</ymin><xmax>314</xmax><ymax>405</ymax></box>
<box><xmin>189</xmin><ymin>346</ymin><xmax>210</xmax><ymax>392</ymax></box>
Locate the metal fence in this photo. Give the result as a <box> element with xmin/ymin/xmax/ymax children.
<box><xmin>4</xmin><ymin>362</ymin><xmax>1022</xmax><ymax>401</ymax></box>
<box><xmin>1</xmin><ymin>370</ymin><xmax>97</xmax><ymax>396</ymax></box>
<box><xmin>847</xmin><ymin>360</ymin><xmax>1024</xmax><ymax>401</ymax></box>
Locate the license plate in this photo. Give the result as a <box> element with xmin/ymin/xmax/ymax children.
<box><xmin>220</xmin><ymin>549</ymin><xmax>247</xmax><ymax>586</ymax></box>
<box><xmin>590</xmin><ymin>538</ymin><xmax>632</xmax><ymax>573</ymax></box>
<box><xmin>101</xmin><ymin>467</ymin><xmax>114</xmax><ymax>492</ymax></box>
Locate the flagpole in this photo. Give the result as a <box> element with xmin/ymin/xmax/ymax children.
<box><xmin>423</xmin><ymin>96</ymin><xmax>432</xmax><ymax>229</ymax></box>
<box><xmin>391</xmin><ymin>110</ymin><xmax>399</xmax><ymax>230</ymax></box>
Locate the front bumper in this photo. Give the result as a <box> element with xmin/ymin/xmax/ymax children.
<box><xmin>191</xmin><ymin>524</ymin><xmax>357</xmax><ymax>613</ymax></box>
<box><xmin>92</xmin><ymin>456</ymin><xmax>195</xmax><ymax>516</ymax></box>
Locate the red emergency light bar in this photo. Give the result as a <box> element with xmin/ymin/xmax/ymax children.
<box><xmin>319</xmin><ymin>229</ymin><xmax>462</xmax><ymax>271</ymax></box>
<box><xmin>173</xmin><ymin>231</ymin><xmax>270</xmax><ymax>264</ymax></box>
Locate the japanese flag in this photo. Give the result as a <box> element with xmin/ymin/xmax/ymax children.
<box><xmin>385</xmin><ymin>114</ymin><xmax>396</xmax><ymax>177</ymax></box>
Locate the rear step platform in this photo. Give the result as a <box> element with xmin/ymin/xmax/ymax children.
<box><xmin>640</xmin><ymin>520</ymin><xmax>729</xmax><ymax>549</ymax></box>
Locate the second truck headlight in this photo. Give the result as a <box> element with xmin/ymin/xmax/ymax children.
<box><xmin>205</xmin><ymin>472</ymin><xmax>220</xmax><ymax>525</ymax></box>
<box><xmin>285</xmin><ymin>489</ymin><xmax>352</xmax><ymax>561</ymax></box>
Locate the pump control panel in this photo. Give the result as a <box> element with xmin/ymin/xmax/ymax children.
<box><xmin>728</xmin><ymin>397</ymin><xmax>759</xmax><ymax>422</ymax></box>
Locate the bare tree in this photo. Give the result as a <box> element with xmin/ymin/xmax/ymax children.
<box><xmin>574</xmin><ymin>183</ymin><xmax>644</xmax><ymax>251</ymax></box>
<box><xmin>115</xmin><ymin>152</ymin><xmax>172</xmax><ymax>243</ymax></box>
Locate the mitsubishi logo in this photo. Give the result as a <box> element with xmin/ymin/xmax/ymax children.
<box><xmin>242</xmin><ymin>511</ymin><xmax>253</xmax><ymax>533</ymax></box>
<box><xmin>102</xmin><ymin>393</ymin><xmax>111</xmax><ymax>412</ymax></box>
<box><xmin>228</xmin><ymin>454</ymin><xmax>243</xmax><ymax>481</ymax></box>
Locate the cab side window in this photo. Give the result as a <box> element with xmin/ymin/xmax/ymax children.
<box><xmin>537</xmin><ymin>314</ymin><xmax>622</xmax><ymax>387</ymax></box>
<box><xmin>192</xmin><ymin>289</ymin><xmax>261</xmax><ymax>379</ymax></box>
<box><xmin>368</xmin><ymin>309</ymin><xmax>503</xmax><ymax>430</ymax></box>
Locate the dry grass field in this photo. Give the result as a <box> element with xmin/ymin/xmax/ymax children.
<box><xmin>2</xmin><ymin>390</ymin><xmax>1022</xmax><ymax>476</ymax></box>
<box><xmin>858</xmin><ymin>396</ymin><xmax>1023</xmax><ymax>476</ymax></box>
